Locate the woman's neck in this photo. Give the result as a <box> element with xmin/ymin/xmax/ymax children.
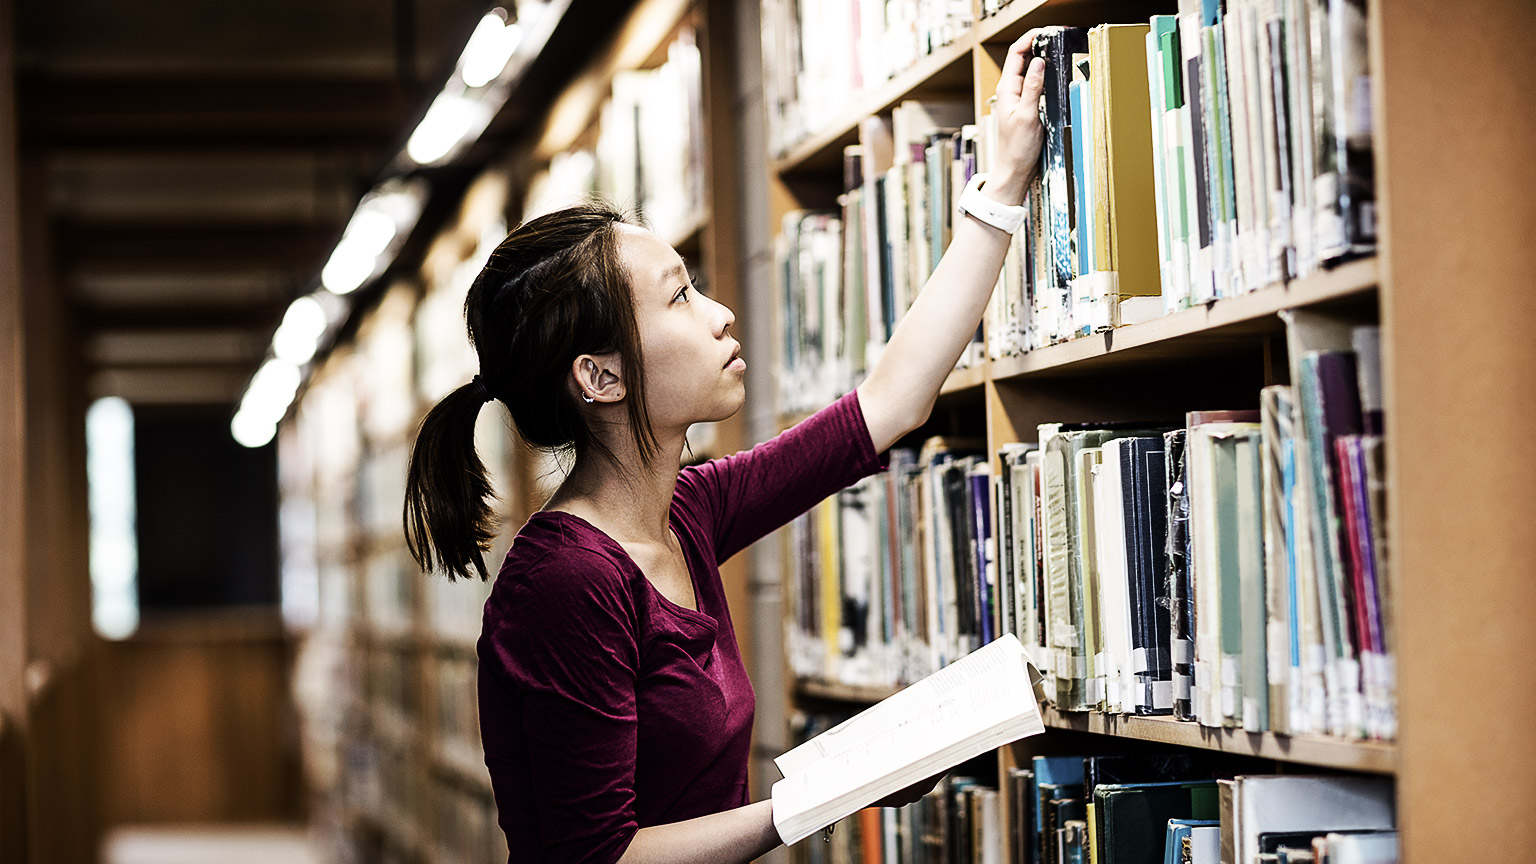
<box><xmin>545</xmin><ymin>428</ymin><xmax>687</xmax><ymax>545</ymax></box>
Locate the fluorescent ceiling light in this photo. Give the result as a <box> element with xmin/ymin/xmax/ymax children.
<box><xmin>272</xmin><ymin>295</ymin><xmax>328</xmax><ymax>365</ymax></box>
<box><xmin>233</xmin><ymin>357</ymin><xmax>301</xmax><ymax>447</ymax></box>
<box><xmin>231</xmin><ymin>408</ymin><xmax>276</xmax><ymax>450</ymax></box>
<box><xmin>407</xmin><ymin>91</ymin><xmax>488</xmax><ymax>166</ymax></box>
<box><xmin>320</xmin><ymin>200</ymin><xmax>406</xmax><ymax>294</ymax></box>
<box><xmin>461</xmin><ymin>12</ymin><xmax>524</xmax><ymax>88</ymax></box>
<box><xmin>87</xmin><ymin>396</ymin><xmax>139</xmax><ymax>639</ymax></box>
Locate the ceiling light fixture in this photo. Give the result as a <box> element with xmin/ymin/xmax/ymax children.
<box><xmin>460</xmin><ymin>11</ymin><xmax>525</xmax><ymax>88</ymax></box>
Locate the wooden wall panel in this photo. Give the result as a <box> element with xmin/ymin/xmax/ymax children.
<box><xmin>95</xmin><ymin>616</ymin><xmax>304</xmax><ymax>825</ymax></box>
<box><xmin>0</xmin><ymin>0</ymin><xmax>30</xmax><ymax>850</ymax></box>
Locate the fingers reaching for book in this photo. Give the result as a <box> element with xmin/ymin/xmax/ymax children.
<box><xmin>989</xmin><ymin>31</ymin><xmax>1047</xmax><ymax>199</ymax></box>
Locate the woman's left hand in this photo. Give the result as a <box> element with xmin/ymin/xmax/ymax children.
<box><xmin>869</xmin><ymin>770</ymin><xmax>948</xmax><ymax>808</ymax></box>
<box><xmin>985</xmin><ymin>29</ymin><xmax>1049</xmax><ymax>204</ymax></box>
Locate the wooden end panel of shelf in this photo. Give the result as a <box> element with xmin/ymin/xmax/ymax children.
<box><xmin>1039</xmin><ymin>705</ymin><xmax>1397</xmax><ymax>774</ymax></box>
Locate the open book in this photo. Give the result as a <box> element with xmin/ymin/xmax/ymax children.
<box><xmin>771</xmin><ymin>634</ymin><xmax>1047</xmax><ymax>846</ymax></box>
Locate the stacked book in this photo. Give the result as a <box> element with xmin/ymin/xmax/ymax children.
<box><xmin>597</xmin><ymin>26</ymin><xmax>706</xmax><ymax>240</ymax></box>
<box><xmin>983</xmin><ymin>24</ymin><xmax>1165</xmax><ymax>357</ymax></box>
<box><xmin>775</xmin><ymin>100</ymin><xmax>979</xmax><ymax>416</ymax></box>
<box><xmin>784</xmin><ymin>772</ymin><xmax>1005</xmax><ymax>864</ymax></box>
<box><xmin>785</xmin><ymin>439</ymin><xmax>992</xmax><ymax>688</ymax></box>
<box><xmin>786</xmin><ymin>314</ymin><xmax>1393</xmax><ymax>741</ymax></box>
<box><xmin>782</xmin><ymin>747</ymin><xmax>1398</xmax><ymax>864</ymax></box>
<box><xmin>1144</xmin><ymin>0</ymin><xmax>1374</xmax><ymax>311</ymax></box>
<box><xmin>1013</xmin><ymin>755</ymin><xmax>1395</xmax><ymax>864</ymax></box>
<box><xmin>761</xmin><ymin>0</ymin><xmax>973</xmax><ymax>157</ymax></box>
<box><xmin>997</xmin><ymin>317</ymin><xmax>1390</xmax><ymax>739</ymax></box>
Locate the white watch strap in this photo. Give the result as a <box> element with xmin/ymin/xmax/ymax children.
<box><xmin>956</xmin><ymin>172</ymin><xmax>1027</xmax><ymax>234</ymax></box>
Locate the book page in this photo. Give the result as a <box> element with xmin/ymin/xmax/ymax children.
<box><xmin>772</xmin><ymin>635</ymin><xmax>1045</xmax><ymax>845</ymax></box>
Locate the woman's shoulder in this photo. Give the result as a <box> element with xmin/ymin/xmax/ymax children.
<box><xmin>492</xmin><ymin>512</ymin><xmax>641</xmax><ymax>612</ymax></box>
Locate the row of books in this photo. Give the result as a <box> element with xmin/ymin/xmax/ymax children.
<box><xmin>786</xmin><ymin>439</ymin><xmax>994</xmax><ymax>687</ymax></box>
<box><xmin>788</xmin><ymin>710</ymin><xmax>1004</xmax><ymax>864</ymax></box>
<box><xmin>790</xmin><ymin>775</ymin><xmax>1005</xmax><ymax>864</ymax></box>
<box><xmin>761</xmin><ymin>0</ymin><xmax>972</xmax><ymax>156</ymax></box>
<box><xmin>982</xmin><ymin>6</ymin><xmax>1374</xmax><ymax>355</ymax></box>
<box><xmin>786</xmin><ymin>313</ymin><xmax>1391</xmax><ymax>740</ymax></box>
<box><xmin>1013</xmin><ymin>754</ymin><xmax>1395</xmax><ymax>864</ymax></box>
<box><xmin>430</xmin><ymin>775</ymin><xmax>507</xmax><ymax>864</ymax></box>
<box><xmin>775</xmin><ymin>100</ymin><xmax>980</xmax><ymax>414</ymax></box>
<box><xmin>786</xmin><ymin>742</ymin><xmax>1398</xmax><ymax>864</ymax></box>
<box><xmin>524</xmin><ymin>26</ymin><xmax>706</xmax><ymax>241</ymax></box>
<box><xmin>770</xmin><ymin>5</ymin><xmax>1376</xmax><ymax>375</ymax></box>
<box><xmin>434</xmin><ymin>652</ymin><xmax>482</xmax><ymax>763</ymax></box>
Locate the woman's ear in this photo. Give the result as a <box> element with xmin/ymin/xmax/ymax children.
<box><xmin>571</xmin><ymin>352</ymin><xmax>625</xmax><ymax>404</ymax></box>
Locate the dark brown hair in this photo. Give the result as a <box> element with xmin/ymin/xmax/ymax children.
<box><xmin>403</xmin><ymin>201</ymin><xmax>658</xmax><ymax>581</ymax></box>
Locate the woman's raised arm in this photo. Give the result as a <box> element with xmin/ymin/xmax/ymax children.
<box><xmin>856</xmin><ymin>32</ymin><xmax>1047</xmax><ymax>453</ymax></box>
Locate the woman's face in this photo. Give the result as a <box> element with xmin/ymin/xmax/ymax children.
<box><xmin>617</xmin><ymin>225</ymin><xmax>745</xmax><ymax>432</ymax></box>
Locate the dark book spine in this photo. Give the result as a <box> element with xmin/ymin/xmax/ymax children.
<box><xmin>1165</xmin><ymin>429</ymin><xmax>1196</xmax><ymax>721</ymax></box>
<box><xmin>1124</xmin><ymin>439</ymin><xmax>1174</xmax><ymax>715</ymax></box>
<box><xmin>943</xmin><ymin>463</ymin><xmax>978</xmax><ymax>649</ymax></box>
<box><xmin>998</xmin><ymin>453</ymin><xmax>1017</xmax><ymax>641</ymax></box>
<box><xmin>1033</xmin><ymin>28</ymin><xmax>1089</xmax><ymax>318</ymax></box>
<box><xmin>1186</xmin><ymin>50</ymin><xmax>1213</xmax><ymax>256</ymax></box>
<box><xmin>1009</xmin><ymin>767</ymin><xmax>1036</xmax><ymax>864</ymax></box>
<box><xmin>970</xmin><ymin>468</ymin><xmax>994</xmax><ymax>645</ymax></box>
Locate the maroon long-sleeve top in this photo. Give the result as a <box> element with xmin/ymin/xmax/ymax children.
<box><xmin>477</xmin><ymin>390</ymin><xmax>886</xmax><ymax>863</ymax></box>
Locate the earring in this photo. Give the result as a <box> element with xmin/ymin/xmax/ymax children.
<box><xmin>582</xmin><ymin>393</ymin><xmax>595</xmax><ymax>404</ymax></box>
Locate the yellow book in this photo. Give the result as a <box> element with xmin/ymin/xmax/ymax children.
<box><xmin>818</xmin><ymin>497</ymin><xmax>842</xmax><ymax>680</ymax></box>
<box><xmin>1092</xmin><ymin>23</ymin><xmax>1161</xmax><ymax>303</ymax></box>
<box><xmin>1087</xmin><ymin>800</ymin><xmax>1101</xmax><ymax>864</ymax></box>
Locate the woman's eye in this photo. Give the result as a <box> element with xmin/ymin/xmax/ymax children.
<box><xmin>673</xmin><ymin>285</ymin><xmax>690</xmax><ymax>304</ymax></box>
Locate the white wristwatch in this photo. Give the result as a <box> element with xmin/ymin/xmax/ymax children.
<box><xmin>956</xmin><ymin>172</ymin><xmax>1027</xmax><ymax>234</ymax></box>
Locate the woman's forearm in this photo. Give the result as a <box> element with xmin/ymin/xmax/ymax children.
<box><xmin>617</xmin><ymin>799</ymin><xmax>781</xmax><ymax>864</ymax></box>
<box><xmin>857</xmin><ymin>192</ymin><xmax>1025</xmax><ymax>453</ymax></box>
<box><xmin>856</xmin><ymin>35</ymin><xmax>1047</xmax><ymax>453</ymax></box>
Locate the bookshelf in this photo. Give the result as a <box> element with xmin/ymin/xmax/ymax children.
<box><xmin>763</xmin><ymin>0</ymin><xmax>1536</xmax><ymax>862</ymax></box>
<box><xmin>282</xmin><ymin>0</ymin><xmax>745</xmax><ymax>861</ymax></box>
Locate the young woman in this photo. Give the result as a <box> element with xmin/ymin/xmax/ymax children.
<box><xmin>404</xmin><ymin>33</ymin><xmax>1047</xmax><ymax>864</ymax></box>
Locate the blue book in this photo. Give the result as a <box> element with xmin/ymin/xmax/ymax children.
<box><xmin>1070</xmin><ymin>79</ymin><xmax>1091</xmax><ymax>277</ymax></box>
<box><xmin>969</xmin><ymin>464</ymin><xmax>994</xmax><ymax>644</ymax></box>
<box><xmin>1033</xmin><ymin>756</ymin><xmax>1086</xmax><ymax>864</ymax></box>
<box><xmin>1164</xmin><ymin>819</ymin><xmax>1218</xmax><ymax>864</ymax></box>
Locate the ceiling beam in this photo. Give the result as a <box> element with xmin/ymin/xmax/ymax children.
<box><xmin>55</xmin><ymin>218</ymin><xmax>339</xmax><ymax>272</ymax></box>
<box><xmin>18</xmin><ymin>75</ymin><xmax>422</xmax><ymax>151</ymax></box>
<box><xmin>79</xmin><ymin>301</ymin><xmax>291</xmax><ymax>332</ymax></box>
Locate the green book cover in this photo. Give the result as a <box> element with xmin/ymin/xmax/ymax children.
<box><xmin>1096</xmin><ymin>781</ymin><xmax>1220</xmax><ymax>864</ymax></box>
<box><xmin>1213</xmin><ymin>431</ymin><xmax>1245</xmax><ymax>727</ymax></box>
<box><xmin>1236</xmin><ymin>432</ymin><xmax>1269</xmax><ymax>732</ymax></box>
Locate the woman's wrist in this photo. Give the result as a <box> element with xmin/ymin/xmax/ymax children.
<box><xmin>979</xmin><ymin>169</ymin><xmax>1031</xmax><ymax>206</ymax></box>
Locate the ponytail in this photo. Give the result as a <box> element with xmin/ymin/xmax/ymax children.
<box><xmin>404</xmin><ymin>378</ymin><xmax>498</xmax><ymax>582</ymax></box>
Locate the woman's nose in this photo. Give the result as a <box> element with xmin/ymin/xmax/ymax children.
<box><xmin>714</xmin><ymin>298</ymin><xmax>736</xmax><ymax>335</ymax></box>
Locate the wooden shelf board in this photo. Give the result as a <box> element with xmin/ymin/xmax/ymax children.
<box><xmin>1038</xmin><ymin>705</ymin><xmax>1397</xmax><ymax>775</ymax></box>
<box><xmin>793</xmin><ymin>678</ymin><xmax>1393</xmax><ymax>774</ymax></box>
<box><xmin>664</xmin><ymin>208</ymin><xmax>709</xmax><ymax>256</ymax></box>
<box><xmin>990</xmin><ymin>258</ymin><xmax>1378</xmax><ymax>380</ymax></box>
<box><xmin>795</xmin><ymin>678</ymin><xmax>901</xmax><ymax>704</ymax></box>
<box><xmin>977</xmin><ymin>0</ymin><xmax>1175</xmax><ymax>46</ymax></box>
<box><xmin>941</xmin><ymin>362</ymin><xmax>988</xmax><ymax>395</ymax></box>
<box><xmin>773</xmin><ymin>37</ymin><xmax>976</xmax><ymax>176</ymax></box>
